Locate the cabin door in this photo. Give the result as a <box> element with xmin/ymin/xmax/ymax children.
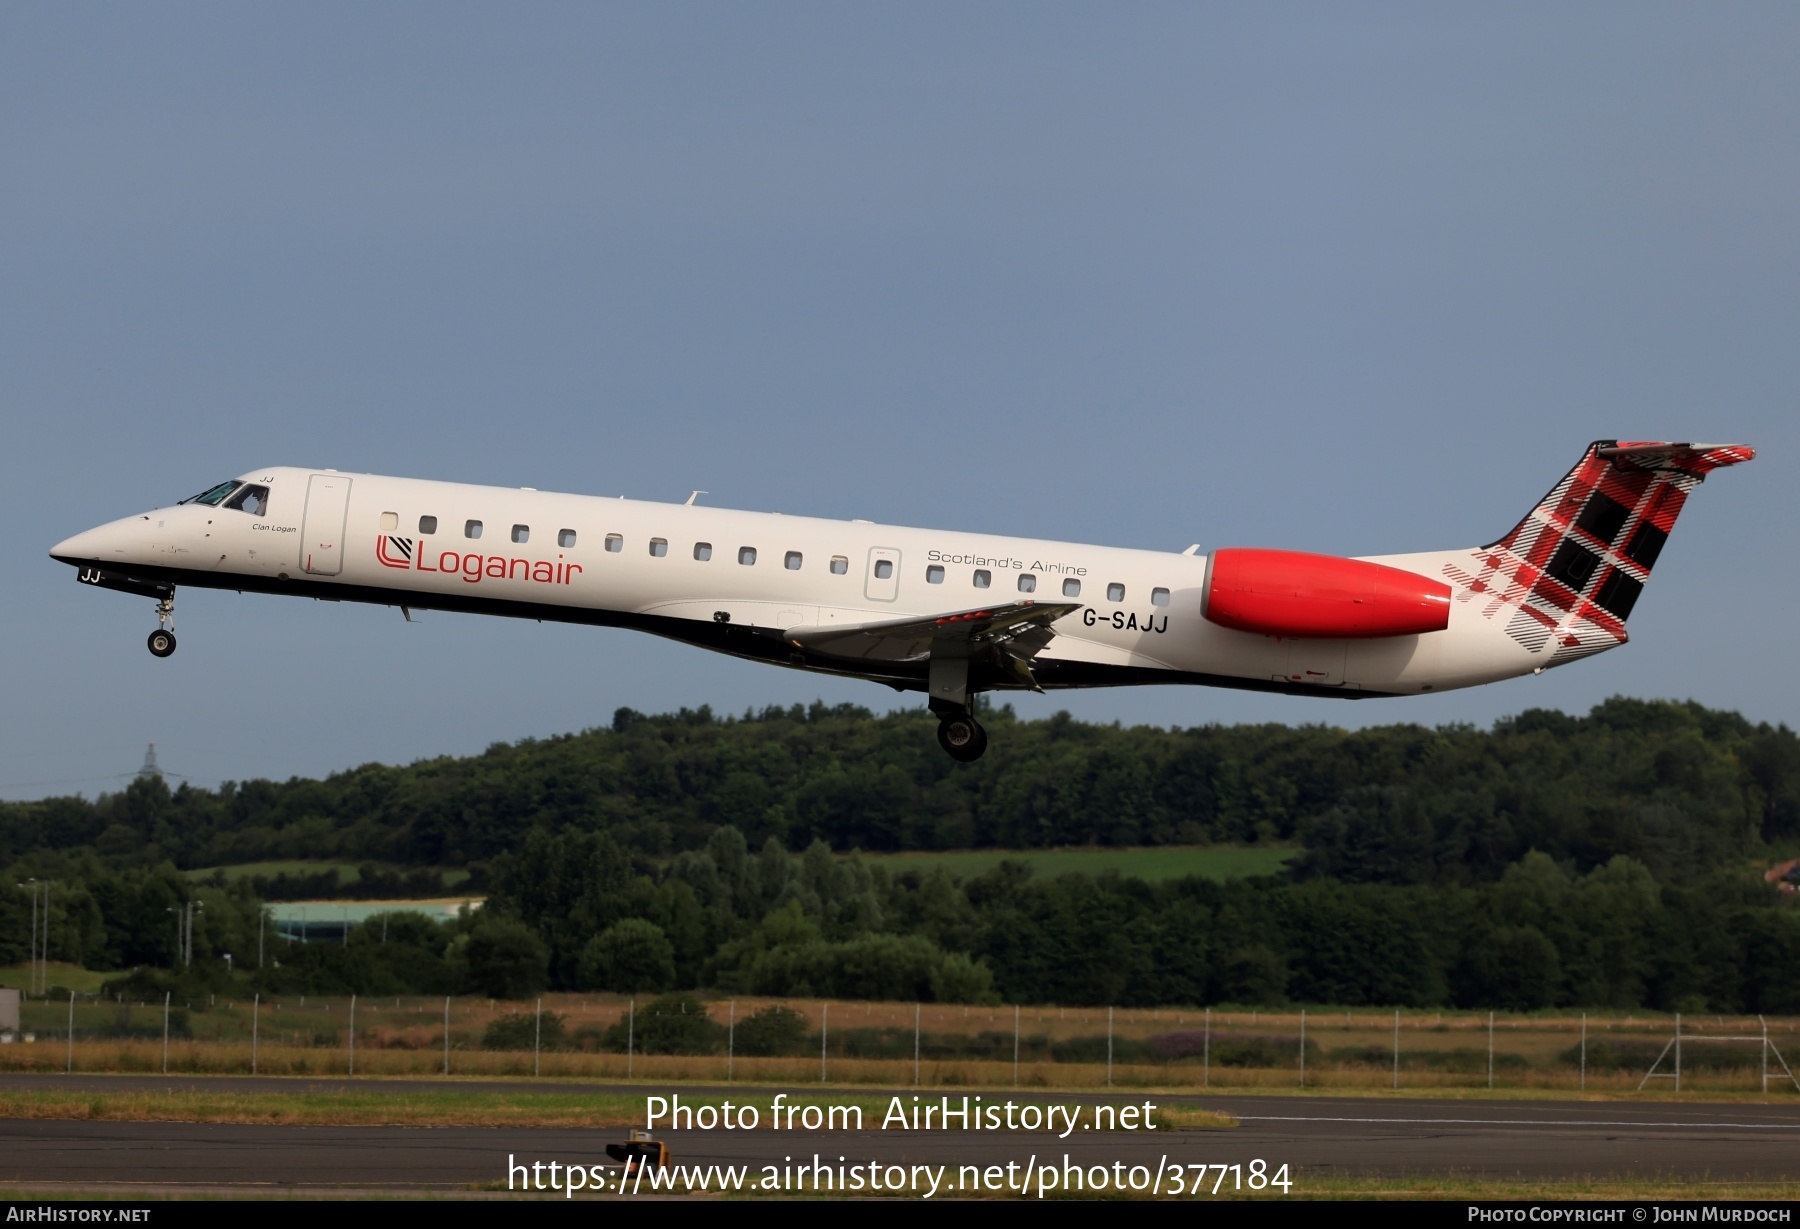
<box><xmin>300</xmin><ymin>474</ymin><xmax>353</xmax><ymax>576</ymax></box>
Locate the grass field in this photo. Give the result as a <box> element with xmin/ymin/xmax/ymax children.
<box><xmin>7</xmin><ymin>1041</ymin><xmax>1782</xmax><ymax>1098</ymax></box>
<box><xmin>6</xmin><ymin>992</ymin><xmax>1795</xmax><ymax>1100</ymax></box>
<box><xmin>0</xmin><ymin>1087</ymin><xmax>1233</xmax><ymax>1132</ymax></box>
<box><xmin>853</xmin><ymin>846</ymin><xmax>1295</xmax><ymax>882</ymax></box>
<box><xmin>0</xmin><ymin>963</ymin><xmax>110</xmax><ymax>994</ymax></box>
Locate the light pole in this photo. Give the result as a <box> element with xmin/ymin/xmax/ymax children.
<box><xmin>16</xmin><ymin>882</ymin><xmax>35</xmax><ymax>998</ymax></box>
<box><xmin>184</xmin><ymin>900</ymin><xmax>203</xmax><ymax>966</ymax></box>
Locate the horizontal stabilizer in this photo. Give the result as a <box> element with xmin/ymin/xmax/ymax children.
<box><xmin>1596</xmin><ymin>441</ymin><xmax>1756</xmax><ymax>474</ymax></box>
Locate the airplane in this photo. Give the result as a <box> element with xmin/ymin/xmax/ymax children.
<box><xmin>49</xmin><ymin>439</ymin><xmax>1753</xmax><ymax>761</ymax></box>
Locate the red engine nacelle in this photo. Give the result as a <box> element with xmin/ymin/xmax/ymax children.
<box><xmin>1202</xmin><ymin>548</ymin><xmax>1451</xmax><ymax>639</ymax></box>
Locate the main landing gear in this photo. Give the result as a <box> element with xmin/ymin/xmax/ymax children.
<box><xmin>935</xmin><ymin>712</ymin><xmax>988</xmax><ymax>763</ymax></box>
<box><xmin>928</xmin><ymin>645</ymin><xmax>989</xmax><ymax>761</ymax></box>
<box><xmin>147</xmin><ymin>591</ymin><xmax>177</xmax><ymax>658</ymax></box>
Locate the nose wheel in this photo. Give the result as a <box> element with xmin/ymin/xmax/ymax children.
<box><xmin>147</xmin><ymin>592</ymin><xmax>177</xmax><ymax>657</ymax></box>
<box><xmin>936</xmin><ymin>714</ymin><xmax>988</xmax><ymax>762</ymax></box>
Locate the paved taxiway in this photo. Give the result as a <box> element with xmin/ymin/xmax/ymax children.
<box><xmin>1</xmin><ymin>1075</ymin><xmax>1797</xmax><ymax>1192</ymax></box>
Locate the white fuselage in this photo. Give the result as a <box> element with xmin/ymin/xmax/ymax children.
<box><xmin>50</xmin><ymin>466</ymin><xmax>1552</xmax><ymax>699</ymax></box>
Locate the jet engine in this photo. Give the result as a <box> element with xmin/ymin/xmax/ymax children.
<box><xmin>1201</xmin><ymin>548</ymin><xmax>1451</xmax><ymax>639</ymax></box>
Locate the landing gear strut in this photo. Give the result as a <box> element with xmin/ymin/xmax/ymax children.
<box><xmin>936</xmin><ymin>713</ymin><xmax>988</xmax><ymax>762</ymax></box>
<box><xmin>147</xmin><ymin>592</ymin><xmax>177</xmax><ymax>658</ymax></box>
<box><xmin>928</xmin><ymin>645</ymin><xmax>988</xmax><ymax>761</ymax></box>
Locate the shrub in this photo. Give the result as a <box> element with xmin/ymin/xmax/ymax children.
<box><xmin>98</xmin><ymin>1000</ymin><xmax>189</xmax><ymax>1039</ymax></box>
<box><xmin>603</xmin><ymin>993</ymin><xmax>725</xmax><ymax>1055</ymax></box>
<box><xmin>731</xmin><ymin>1005</ymin><xmax>809</xmax><ymax>1056</ymax></box>
<box><xmin>1328</xmin><ymin>1045</ymin><xmax>1529</xmax><ymax>1073</ymax></box>
<box><xmin>1138</xmin><ymin>1033</ymin><xmax>1324</xmax><ymax>1068</ymax></box>
<box><xmin>1561</xmin><ymin>1039</ymin><xmax>1761</xmax><ymax>1072</ymax></box>
<box><xmin>483</xmin><ymin>1010</ymin><xmax>567</xmax><ymax>1051</ymax></box>
<box><xmin>1050</xmin><ymin>1035</ymin><xmax>1151</xmax><ymax>1064</ymax></box>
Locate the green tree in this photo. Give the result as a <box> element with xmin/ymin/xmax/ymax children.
<box><xmin>1216</xmin><ymin>946</ymin><xmax>1289</xmax><ymax>1005</ymax></box>
<box><xmin>578</xmin><ymin>919</ymin><xmax>675</xmax><ymax>993</ymax></box>
<box><xmin>456</xmin><ymin>916</ymin><xmax>549</xmax><ymax>999</ymax></box>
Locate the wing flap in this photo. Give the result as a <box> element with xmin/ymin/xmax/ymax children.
<box><xmin>787</xmin><ymin>600</ymin><xmax>1082</xmax><ymax>666</ymax></box>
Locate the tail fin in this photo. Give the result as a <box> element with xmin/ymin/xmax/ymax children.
<box><xmin>1445</xmin><ymin>440</ymin><xmax>1754</xmax><ymax>663</ymax></box>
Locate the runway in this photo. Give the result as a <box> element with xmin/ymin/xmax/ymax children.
<box><xmin>1</xmin><ymin>1075</ymin><xmax>1797</xmax><ymax>1195</ymax></box>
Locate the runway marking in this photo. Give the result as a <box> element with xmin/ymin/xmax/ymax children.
<box><xmin>1237</xmin><ymin>1115</ymin><xmax>1800</xmax><ymax>1131</ymax></box>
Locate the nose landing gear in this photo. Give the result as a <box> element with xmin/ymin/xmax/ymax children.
<box><xmin>147</xmin><ymin>592</ymin><xmax>177</xmax><ymax>658</ymax></box>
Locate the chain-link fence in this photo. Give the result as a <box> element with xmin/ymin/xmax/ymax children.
<box><xmin>2</xmin><ymin>991</ymin><xmax>1796</xmax><ymax>1093</ymax></box>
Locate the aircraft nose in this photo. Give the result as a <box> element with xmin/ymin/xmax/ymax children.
<box><xmin>52</xmin><ymin>530</ymin><xmax>92</xmax><ymax>562</ymax></box>
<box><xmin>50</xmin><ymin>525</ymin><xmax>115</xmax><ymax>564</ymax></box>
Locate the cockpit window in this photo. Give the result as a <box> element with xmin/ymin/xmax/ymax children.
<box><xmin>181</xmin><ymin>481</ymin><xmax>239</xmax><ymax>506</ymax></box>
<box><xmin>223</xmin><ymin>484</ymin><xmax>270</xmax><ymax>517</ymax></box>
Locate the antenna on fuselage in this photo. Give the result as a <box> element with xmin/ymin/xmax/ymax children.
<box><xmin>685</xmin><ymin>491</ymin><xmax>707</xmax><ymax>506</ymax></box>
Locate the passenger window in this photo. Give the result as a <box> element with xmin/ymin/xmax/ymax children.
<box><xmin>1151</xmin><ymin>587</ymin><xmax>1170</xmax><ymax>607</ymax></box>
<box><xmin>604</xmin><ymin>534</ymin><xmax>622</xmax><ymax>553</ymax></box>
<box><xmin>1063</xmin><ymin>578</ymin><xmax>1081</xmax><ymax>597</ymax></box>
<box><xmin>511</xmin><ymin>524</ymin><xmax>530</xmax><ymax>544</ymax></box>
<box><xmin>1018</xmin><ymin>574</ymin><xmax>1037</xmax><ymax>593</ymax></box>
<box><xmin>784</xmin><ymin>551</ymin><xmax>802</xmax><ymax>570</ymax></box>
<box><xmin>875</xmin><ymin>560</ymin><xmax>894</xmax><ymax>580</ymax></box>
<box><xmin>926</xmin><ymin>565</ymin><xmax>945</xmax><ymax>584</ymax></box>
<box><xmin>650</xmin><ymin>538</ymin><xmax>668</xmax><ymax>557</ymax></box>
<box><xmin>1107</xmin><ymin>582</ymin><xmax>1125</xmax><ymax>602</ymax></box>
<box><xmin>558</xmin><ymin>529</ymin><xmax>577</xmax><ymax>548</ymax></box>
<box><xmin>419</xmin><ymin>515</ymin><xmax>438</xmax><ymax>535</ymax></box>
<box><xmin>738</xmin><ymin>546</ymin><xmax>757</xmax><ymax>566</ymax></box>
<box><xmin>694</xmin><ymin>542</ymin><xmax>713</xmax><ymax>561</ymax></box>
<box><xmin>379</xmin><ymin>512</ymin><xmax>398</xmax><ymax>532</ymax></box>
<box><xmin>973</xmin><ymin>569</ymin><xmax>991</xmax><ymax>589</ymax></box>
<box><xmin>830</xmin><ymin>556</ymin><xmax>848</xmax><ymax>575</ymax></box>
<box><xmin>224</xmin><ymin>485</ymin><xmax>271</xmax><ymax>517</ymax></box>
<box><xmin>465</xmin><ymin>520</ymin><xmax>483</xmax><ymax>539</ymax></box>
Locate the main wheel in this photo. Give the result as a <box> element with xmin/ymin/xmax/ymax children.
<box><xmin>147</xmin><ymin>629</ymin><xmax>177</xmax><ymax>658</ymax></box>
<box><xmin>936</xmin><ymin>715</ymin><xmax>988</xmax><ymax>762</ymax></box>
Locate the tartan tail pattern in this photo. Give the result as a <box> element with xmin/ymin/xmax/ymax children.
<box><xmin>1442</xmin><ymin>440</ymin><xmax>1754</xmax><ymax>664</ymax></box>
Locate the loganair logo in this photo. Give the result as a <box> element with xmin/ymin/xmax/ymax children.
<box><xmin>375</xmin><ymin>535</ymin><xmax>583</xmax><ymax>586</ymax></box>
<box><xmin>376</xmin><ymin>535</ymin><xmax>414</xmax><ymax>568</ymax></box>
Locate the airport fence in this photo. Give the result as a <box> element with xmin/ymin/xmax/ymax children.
<box><xmin>2</xmin><ymin>990</ymin><xmax>1797</xmax><ymax>1094</ymax></box>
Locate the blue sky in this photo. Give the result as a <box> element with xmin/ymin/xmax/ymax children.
<box><xmin>3</xmin><ymin>5</ymin><xmax>1794</xmax><ymax>798</ymax></box>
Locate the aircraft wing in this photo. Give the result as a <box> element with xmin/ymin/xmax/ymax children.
<box><xmin>787</xmin><ymin>600</ymin><xmax>1081</xmax><ymax>688</ymax></box>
